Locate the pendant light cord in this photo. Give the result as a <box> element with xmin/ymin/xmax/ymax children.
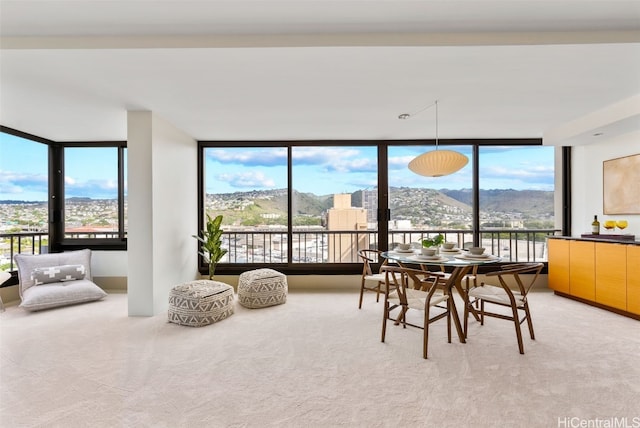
<box><xmin>398</xmin><ymin>99</ymin><xmax>440</xmax><ymax>149</ymax></box>
<box><xmin>434</xmin><ymin>100</ymin><xmax>439</xmax><ymax>150</ymax></box>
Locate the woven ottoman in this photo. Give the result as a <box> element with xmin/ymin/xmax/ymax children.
<box><xmin>238</xmin><ymin>268</ymin><xmax>288</xmax><ymax>309</ymax></box>
<box><xmin>168</xmin><ymin>280</ymin><xmax>234</xmax><ymax>327</ymax></box>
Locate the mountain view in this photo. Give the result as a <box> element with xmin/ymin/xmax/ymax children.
<box><xmin>205</xmin><ymin>187</ymin><xmax>554</xmax><ymax>229</ymax></box>
<box><xmin>0</xmin><ymin>187</ymin><xmax>554</xmax><ymax>233</ymax></box>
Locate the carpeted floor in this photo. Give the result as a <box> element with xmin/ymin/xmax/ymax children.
<box><xmin>1</xmin><ymin>289</ymin><xmax>639</xmax><ymax>428</ymax></box>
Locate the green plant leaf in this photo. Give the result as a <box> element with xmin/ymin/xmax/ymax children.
<box><xmin>193</xmin><ymin>214</ymin><xmax>226</xmax><ymax>277</ymax></box>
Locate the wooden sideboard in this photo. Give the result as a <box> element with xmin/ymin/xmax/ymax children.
<box><xmin>547</xmin><ymin>237</ymin><xmax>640</xmax><ymax>319</ymax></box>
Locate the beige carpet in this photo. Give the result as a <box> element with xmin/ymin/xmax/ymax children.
<box><xmin>1</xmin><ymin>289</ymin><xmax>639</xmax><ymax>428</ymax></box>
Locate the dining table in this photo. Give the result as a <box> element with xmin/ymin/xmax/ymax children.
<box><xmin>381</xmin><ymin>249</ymin><xmax>501</xmax><ymax>344</ymax></box>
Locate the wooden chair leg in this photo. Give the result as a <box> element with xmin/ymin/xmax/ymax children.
<box><xmin>381</xmin><ymin>302</ymin><xmax>388</xmax><ymax>342</ymax></box>
<box><xmin>512</xmin><ymin>305</ymin><xmax>525</xmax><ymax>354</ymax></box>
<box><xmin>423</xmin><ymin>307</ymin><xmax>430</xmax><ymax>359</ymax></box>
<box><xmin>376</xmin><ymin>282</ymin><xmax>381</xmax><ymax>302</ymax></box>
<box><xmin>524</xmin><ymin>303</ymin><xmax>535</xmax><ymax>340</ymax></box>
<box><xmin>358</xmin><ymin>278</ymin><xmax>366</xmax><ymax>309</ymax></box>
<box><xmin>447</xmin><ymin>298</ymin><xmax>452</xmax><ymax>344</ymax></box>
<box><xmin>463</xmin><ymin>293</ymin><xmax>469</xmax><ymax>339</ymax></box>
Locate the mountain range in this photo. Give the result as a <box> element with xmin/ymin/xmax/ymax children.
<box><xmin>206</xmin><ymin>187</ymin><xmax>554</xmax><ymax>227</ymax></box>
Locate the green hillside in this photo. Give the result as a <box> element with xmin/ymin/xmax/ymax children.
<box><xmin>205</xmin><ymin>187</ymin><xmax>553</xmax><ymax>228</ymax></box>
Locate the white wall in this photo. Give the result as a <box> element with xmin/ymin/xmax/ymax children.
<box><xmin>127</xmin><ymin>111</ymin><xmax>154</xmax><ymax>315</ymax></box>
<box><xmin>92</xmin><ymin>251</ymin><xmax>127</xmax><ymax>277</ymax></box>
<box><xmin>127</xmin><ymin>111</ymin><xmax>198</xmax><ymax>316</ymax></box>
<box><xmin>150</xmin><ymin>115</ymin><xmax>199</xmax><ymax>314</ymax></box>
<box><xmin>571</xmin><ymin>131</ymin><xmax>640</xmax><ymax>237</ymax></box>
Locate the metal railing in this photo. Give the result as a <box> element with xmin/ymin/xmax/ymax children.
<box><xmin>0</xmin><ymin>232</ymin><xmax>48</xmax><ymax>272</ymax></box>
<box><xmin>1</xmin><ymin>228</ymin><xmax>559</xmax><ymax>273</ymax></box>
<box><xmin>220</xmin><ymin>228</ymin><xmax>559</xmax><ymax>264</ymax></box>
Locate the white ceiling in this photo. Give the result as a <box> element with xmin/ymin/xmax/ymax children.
<box><xmin>1</xmin><ymin>0</ymin><xmax>639</xmax><ymax>142</ymax></box>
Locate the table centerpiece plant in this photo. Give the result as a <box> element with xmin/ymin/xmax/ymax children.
<box><xmin>422</xmin><ymin>233</ymin><xmax>444</xmax><ymax>250</ymax></box>
<box><xmin>193</xmin><ymin>214</ymin><xmax>228</xmax><ymax>279</ymax></box>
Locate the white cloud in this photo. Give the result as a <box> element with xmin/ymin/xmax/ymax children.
<box><xmin>217</xmin><ymin>171</ymin><xmax>276</xmax><ymax>189</ymax></box>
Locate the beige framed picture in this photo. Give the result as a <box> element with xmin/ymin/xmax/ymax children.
<box><xmin>603</xmin><ymin>153</ymin><xmax>640</xmax><ymax>214</ymax></box>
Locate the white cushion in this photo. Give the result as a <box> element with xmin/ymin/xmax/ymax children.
<box><xmin>14</xmin><ymin>249</ymin><xmax>105</xmax><ymax>311</ymax></box>
<box><xmin>19</xmin><ymin>279</ymin><xmax>106</xmax><ymax>312</ymax></box>
<box><xmin>388</xmin><ymin>288</ymin><xmax>448</xmax><ymax>310</ymax></box>
<box><xmin>0</xmin><ymin>271</ymin><xmax>10</xmax><ymax>284</ymax></box>
<box><xmin>14</xmin><ymin>249</ymin><xmax>93</xmax><ymax>297</ymax></box>
<box><xmin>468</xmin><ymin>285</ymin><xmax>526</xmax><ymax>306</ymax></box>
<box><xmin>364</xmin><ymin>273</ymin><xmax>386</xmax><ymax>282</ymax></box>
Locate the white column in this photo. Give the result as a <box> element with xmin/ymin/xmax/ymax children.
<box><xmin>127</xmin><ymin>111</ymin><xmax>199</xmax><ymax>316</ymax></box>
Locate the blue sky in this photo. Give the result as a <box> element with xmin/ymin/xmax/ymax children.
<box><xmin>0</xmin><ymin>131</ymin><xmax>554</xmax><ymax>201</ymax></box>
<box><xmin>0</xmin><ymin>133</ymin><xmax>122</xmax><ymax>201</ymax></box>
<box><xmin>205</xmin><ymin>145</ymin><xmax>554</xmax><ymax>195</ymax></box>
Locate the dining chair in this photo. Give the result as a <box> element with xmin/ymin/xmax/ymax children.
<box><xmin>463</xmin><ymin>262</ymin><xmax>544</xmax><ymax>354</ymax></box>
<box><xmin>397</xmin><ymin>261</ymin><xmax>447</xmax><ymax>292</ymax></box>
<box><xmin>380</xmin><ymin>265</ymin><xmax>451</xmax><ymax>359</ymax></box>
<box><xmin>357</xmin><ymin>249</ymin><xmax>389</xmax><ymax>309</ymax></box>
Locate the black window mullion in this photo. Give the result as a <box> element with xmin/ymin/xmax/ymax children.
<box><xmin>118</xmin><ymin>146</ymin><xmax>125</xmax><ymax>240</ymax></box>
<box><xmin>378</xmin><ymin>142</ymin><xmax>389</xmax><ymax>252</ymax></box>
<box><xmin>562</xmin><ymin>146</ymin><xmax>571</xmax><ymax>236</ymax></box>
<box><xmin>472</xmin><ymin>144</ymin><xmax>480</xmax><ymax>246</ymax></box>
<box><xmin>49</xmin><ymin>144</ymin><xmax>64</xmax><ymax>252</ymax></box>
<box><xmin>287</xmin><ymin>146</ymin><xmax>293</xmax><ymax>265</ymax></box>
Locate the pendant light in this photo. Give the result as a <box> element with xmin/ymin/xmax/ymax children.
<box><xmin>399</xmin><ymin>100</ymin><xmax>469</xmax><ymax>177</ymax></box>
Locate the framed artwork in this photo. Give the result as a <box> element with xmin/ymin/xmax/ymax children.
<box><xmin>603</xmin><ymin>153</ymin><xmax>640</xmax><ymax>214</ymax></box>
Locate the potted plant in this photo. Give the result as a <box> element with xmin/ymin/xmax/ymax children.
<box><xmin>193</xmin><ymin>214</ymin><xmax>228</xmax><ymax>279</ymax></box>
<box><xmin>422</xmin><ymin>233</ymin><xmax>444</xmax><ymax>249</ymax></box>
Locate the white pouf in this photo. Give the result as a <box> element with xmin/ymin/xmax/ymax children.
<box><xmin>237</xmin><ymin>268</ymin><xmax>288</xmax><ymax>309</ymax></box>
<box><xmin>168</xmin><ymin>280</ymin><xmax>234</xmax><ymax>327</ymax></box>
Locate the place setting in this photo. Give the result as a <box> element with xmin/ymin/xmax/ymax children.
<box><xmin>454</xmin><ymin>246</ymin><xmax>500</xmax><ymax>261</ymax></box>
<box><xmin>391</xmin><ymin>243</ymin><xmax>416</xmax><ymax>254</ymax></box>
<box><xmin>409</xmin><ymin>247</ymin><xmax>449</xmax><ymax>263</ymax></box>
<box><xmin>439</xmin><ymin>241</ymin><xmax>462</xmax><ymax>255</ymax></box>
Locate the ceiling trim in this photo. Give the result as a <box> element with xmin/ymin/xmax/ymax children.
<box><xmin>3</xmin><ymin>30</ymin><xmax>640</xmax><ymax>50</ymax></box>
<box><xmin>543</xmin><ymin>94</ymin><xmax>640</xmax><ymax>146</ymax></box>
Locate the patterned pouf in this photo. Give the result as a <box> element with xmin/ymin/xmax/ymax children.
<box><xmin>238</xmin><ymin>268</ymin><xmax>288</xmax><ymax>309</ymax></box>
<box><xmin>168</xmin><ymin>280</ymin><xmax>234</xmax><ymax>327</ymax></box>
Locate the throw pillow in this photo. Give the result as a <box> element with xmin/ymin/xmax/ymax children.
<box><xmin>31</xmin><ymin>264</ymin><xmax>86</xmax><ymax>285</ymax></box>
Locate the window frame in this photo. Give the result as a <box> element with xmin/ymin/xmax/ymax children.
<box><xmin>1</xmin><ymin>127</ymin><xmax>128</xmax><ymax>252</ymax></box>
<box><xmin>49</xmin><ymin>141</ymin><xmax>128</xmax><ymax>252</ymax></box>
<box><xmin>198</xmin><ymin>138</ymin><xmax>549</xmax><ymax>276</ymax></box>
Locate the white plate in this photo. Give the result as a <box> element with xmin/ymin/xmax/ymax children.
<box><xmin>455</xmin><ymin>254</ymin><xmax>498</xmax><ymax>261</ymax></box>
<box><xmin>394</xmin><ymin>249</ymin><xmax>415</xmax><ymax>253</ymax></box>
<box><xmin>440</xmin><ymin>249</ymin><xmax>460</xmax><ymax>253</ymax></box>
<box><xmin>410</xmin><ymin>255</ymin><xmax>448</xmax><ymax>263</ymax></box>
<box><xmin>465</xmin><ymin>253</ymin><xmax>490</xmax><ymax>258</ymax></box>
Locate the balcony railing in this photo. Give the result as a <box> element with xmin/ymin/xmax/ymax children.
<box><xmin>220</xmin><ymin>228</ymin><xmax>560</xmax><ymax>264</ymax></box>
<box><xmin>0</xmin><ymin>232</ymin><xmax>48</xmax><ymax>272</ymax></box>
<box><xmin>1</xmin><ymin>228</ymin><xmax>560</xmax><ymax>274</ymax></box>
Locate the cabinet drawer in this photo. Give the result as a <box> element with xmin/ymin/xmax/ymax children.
<box><xmin>548</xmin><ymin>239</ymin><xmax>570</xmax><ymax>293</ymax></box>
<box><xmin>628</xmin><ymin>246</ymin><xmax>640</xmax><ymax>315</ymax></box>
<box><xmin>595</xmin><ymin>243</ymin><xmax>627</xmax><ymax>311</ymax></box>
<box><xmin>569</xmin><ymin>240</ymin><xmax>595</xmax><ymax>301</ymax></box>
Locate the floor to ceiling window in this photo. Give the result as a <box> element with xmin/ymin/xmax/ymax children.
<box><xmin>1</xmin><ymin>127</ymin><xmax>127</xmax><ymax>258</ymax></box>
<box><xmin>291</xmin><ymin>145</ymin><xmax>378</xmax><ymax>263</ymax></box>
<box><xmin>64</xmin><ymin>146</ymin><xmax>120</xmax><ymax>238</ymax></box>
<box><xmin>49</xmin><ymin>142</ymin><xmax>127</xmax><ymax>251</ymax></box>
<box><xmin>200</xmin><ymin>140</ymin><xmax>558</xmax><ymax>275</ymax></box>
<box><xmin>203</xmin><ymin>146</ymin><xmax>288</xmax><ymax>264</ymax></box>
<box><xmin>387</xmin><ymin>144</ymin><xmax>474</xmax><ymax>249</ymax></box>
<box><xmin>0</xmin><ymin>129</ymin><xmax>49</xmax><ymax>270</ymax></box>
<box><xmin>478</xmin><ymin>145</ymin><xmax>555</xmax><ymax>261</ymax></box>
